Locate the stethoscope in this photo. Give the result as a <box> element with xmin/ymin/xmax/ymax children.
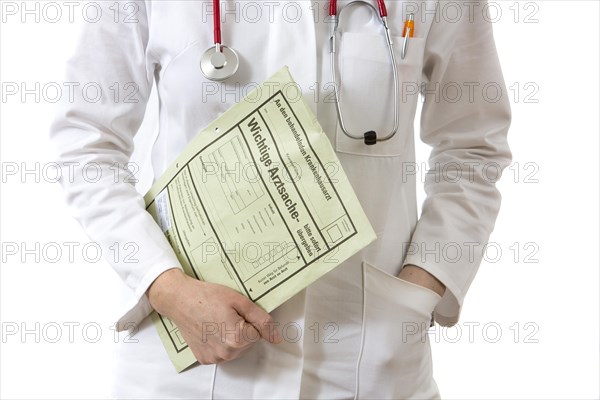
<box><xmin>200</xmin><ymin>0</ymin><xmax>402</xmax><ymax>145</ymax></box>
<box><xmin>330</xmin><ymin>0</ymin><xmax>401</xmax><ymax>145</ymax></box>
<box><xmin>199</xmin><ymin>0</ymin><xmax>239</xmax><ymax>81</ymax></box>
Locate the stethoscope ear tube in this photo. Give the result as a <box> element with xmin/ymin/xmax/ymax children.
<box><xmin>330</xmin><ymin>0</ymin><xmax>400</xmax><ymax>145</ymax></box>
<box><xmin>201</xmin><ymin>0</ymin><xmax>399</xmax><ymax>145</ymax></box>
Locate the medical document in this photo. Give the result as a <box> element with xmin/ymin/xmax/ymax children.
<box><xmin>144</xmin><ymin>66</ymin><xmax>376</xmax><ymax>372</ymax></box>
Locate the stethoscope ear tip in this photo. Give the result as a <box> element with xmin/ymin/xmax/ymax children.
<box><xmin>364</xmin><ymin>131</ymin><xmax>377</xmax><ymax>145</ymax></box>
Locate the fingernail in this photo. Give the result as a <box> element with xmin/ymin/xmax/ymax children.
<box><xmin>273</xmin><ymin>329</ymin><xmax>283</xmax><ymax>344</ymax></box>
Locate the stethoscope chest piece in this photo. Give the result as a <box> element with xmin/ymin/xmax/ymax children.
<box><xmin>200</xmin><ymin>44</ymin><xmax>239</xmax><ymax>81</ymax></box>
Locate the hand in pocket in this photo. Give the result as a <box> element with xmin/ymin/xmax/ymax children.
<box><xmin>356</xmin><ymin>262</ymin><xmax>441</xmax><ymax>399</ymax></box>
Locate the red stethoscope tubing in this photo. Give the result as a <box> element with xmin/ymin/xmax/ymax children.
<box><xmin>213</xmin><ymin>0</ymin><xmax>222</xmax><ymax>45</ymax></box>
<box><xmin>212</xmin><ymin>0</ymin><xmax>390</xmax><ymax>45</ymax></box>
<box><xmin>329</xmin><ymin>0</ymin><xmax>387</xmax><ymax>17</ymax></box>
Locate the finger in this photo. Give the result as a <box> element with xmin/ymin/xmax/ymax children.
<box><xmin>198</xmin><ymin>356</ymin><xmax>223</xmax><ymax>365</ymax></box>
<box><xmin>232</xmin><ymin>297</ymin><xmax>282</xmax><ymax>344</ymax></box>
<box><xmin>216</xmin><ymin>339</ymin><xmax>252</xmax><ymax>362</ymax></box>
<box><xmin>239</xmin><ymin>321</ymin><xmax>261</xmax><ymax>344</ymax></box>
<box><xmin>220</xmin><ymin>316</ymin><xmax>257</xmax><ymax>349</ymax></box>
<box><xmin>193</xmin><ymin>348</ymin><xmax>223</xmax><ymax>365</ymax></box>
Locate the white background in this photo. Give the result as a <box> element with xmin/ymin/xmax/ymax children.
<box><xmin>1</xmin><ymin>1</ymin><xmax>598</xmax><ymax>399</ymax></box>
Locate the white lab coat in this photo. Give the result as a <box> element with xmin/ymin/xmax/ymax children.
<box><xmin>50</xmin><ymin>0</ymin><xmax>511</xmax><ymax>398</ymax></box>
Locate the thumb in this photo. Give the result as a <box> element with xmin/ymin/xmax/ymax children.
<box><xmin>232</xmin><ymin>297</ymin><xmax>282</xmax><ymax>344</ymax></box>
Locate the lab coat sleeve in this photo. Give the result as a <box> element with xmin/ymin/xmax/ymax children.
<box><xmin>49</xmin><ymin>1</ymin><xmax>182</xmax><ymax>331</ymax></box>
<box><xmin>403</xmin><ymin>1</ymin><xmax>512</xmax><ymax>326</ymax></box>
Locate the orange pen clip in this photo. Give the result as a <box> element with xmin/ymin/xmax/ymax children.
<box><xmin>401</xmin><ymin>13</ymin><xmax>414</xmax><ymax>59</ymax></box>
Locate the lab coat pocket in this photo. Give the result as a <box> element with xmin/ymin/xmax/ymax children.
<box><xmin>335</xmin><ymin>32</ymin><xmax>426</xmax><ymax>157</ymax></box>
<box><xmin>357</xmin><ymin>261</ymin><xmax>441</xmax><ymax>399</ymax></box>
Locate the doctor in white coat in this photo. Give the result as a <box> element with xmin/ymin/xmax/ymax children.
<box><xmin>50</xmin><ymin>0</ymin><xmax>511</xmax><ymax>398</ymax></box>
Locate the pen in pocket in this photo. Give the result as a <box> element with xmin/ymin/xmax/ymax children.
<box><xmin>402</xmin><ymin>13</ymin><xmax>414</xmax><ymax>60</ymax></box>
